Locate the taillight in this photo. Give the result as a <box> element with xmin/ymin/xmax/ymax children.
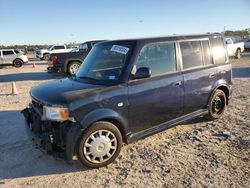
<box><xmin>51</xmin><ymin>55</ymin><xmax>57</xmax><ymax>64</ymax></box>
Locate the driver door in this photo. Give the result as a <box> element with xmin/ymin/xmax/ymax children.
<box><xmin>128</xmin><ymin>41</ymin><xmax>184</xmax><ymax>133</ymax></box>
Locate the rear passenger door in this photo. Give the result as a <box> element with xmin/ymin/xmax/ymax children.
<box><xmin>128</xmin><ymin>41</ymin><xmax>184</xmax><ymax>133</ymax></box>
<box><xmin>179</xmin><ymin>39</ymin><xmax>218</xmax><ymax>114</ymax></box>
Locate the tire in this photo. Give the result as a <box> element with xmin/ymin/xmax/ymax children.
<box><xmin>67</xmin><ymin>61</ymin><xmax>81</xmax><ymax>76</ymax></box>
<box><xmin>207</xmin><ymin>89</ymin><xmax>227</xmax><ymax>120</ymax></box>
<box><xmin>77</xmin><ymin>121</ymin><xmax>123</xmax><ymax>168</ymax></box>
<box><xmin>235</xmin><ymin>49</ymin><xmax>241</xmax><ymax>59</ymax></box>
<box><xmin>13</xmin><ymin>59</ymin><xmax>23</xmax><ymax>68</ymax></box>
<box><xmin>43</xmin><ymin>54</ymin><xmax>50</xmax><ymax>61</ymax></box>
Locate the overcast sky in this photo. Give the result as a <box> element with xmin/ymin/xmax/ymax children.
<box><xmin>0</xmin><ymin>0</ymin><xmax>249</xmax><ymax>45</ymax></box>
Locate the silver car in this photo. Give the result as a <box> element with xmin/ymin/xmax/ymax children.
<box><xmin>0</xmin><ymin>49</ymin><xmax>28</xmax><ymax>68</ymax></box>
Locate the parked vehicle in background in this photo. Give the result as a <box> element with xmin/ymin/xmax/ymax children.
<box><xmin>0</xmin><ymin>49</ymin><xmax>28</xmax><ymax>68</ymax></box>
<box><xmin>22</xmin><ymin>34</ymin><xmax>232</xmax><ymax>168</ymax></box>
<box><xmin>244</xmin><ymin>39</ymin><xmax>250</xmax><ymax>50</ymax></box>
<box><xmin>225</xmin><ymin>37</ymin><xmax>244</xmax><ymax>58</ymax></box>
<box><xmin>35</xmin><ymin>44</ymin><xmax>73</xmax><ymax>60</ymax></box>
<box><xmin>48</xmin><ymin>40</ymin><xmax>104</xmax><ymax>75</ymax></box>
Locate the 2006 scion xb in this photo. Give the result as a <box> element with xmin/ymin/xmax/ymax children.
<box><xmin>22</xmin><ymin>34</ymin><xmax>233</xmax><ymax>168</ymax></box>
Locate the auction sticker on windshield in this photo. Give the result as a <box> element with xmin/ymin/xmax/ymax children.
<box><xmin>111</xmin><ymin>45</ymin><xmax>129</xmax><ymax>55</ymax></box>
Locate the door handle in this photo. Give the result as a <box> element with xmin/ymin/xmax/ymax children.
<box><xmin>173</xmin><ymin>81</ymin><xmax>182</xmax><ymax>86</ymax></box>
<box><xmin>209</xmin><ymin>73</ymin><xmax>215</xmax><ymax>78</ymax></box>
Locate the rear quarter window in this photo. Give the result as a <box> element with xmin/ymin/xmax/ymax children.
<box><xmin>210</xmin><ymin>36</ymin><xmax>226</xmax><ymax>64</ymax></box>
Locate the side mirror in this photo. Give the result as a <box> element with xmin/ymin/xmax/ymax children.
<box><xmin>134</xmin><ymin>67</ymin><xmax>151</xmax><ymax>79</ymax></box>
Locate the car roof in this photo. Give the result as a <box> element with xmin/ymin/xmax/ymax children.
<box><xmin>96</xmin><ymin>33</ymin><xmax>223</xmax><ymax>45</ymax></box>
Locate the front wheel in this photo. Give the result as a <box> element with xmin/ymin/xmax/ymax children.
<box><xmin>77</xmin><ymin>121</ymin><xmax>122</xmax><ymax>168</ymax></box>
<box><xmin>235</xmin><ymin>49</ymin><xmax>241</xmax><ymax>59</ymax></box>
<box><xmin>13</xmin><ymin>59</ymin><xmax>23</xmax><ymax>68</ymax></box>
<box><xmin>207</xmin><ymin>89</ymin><xmax>227</xmax><ymax>120</ymax></box>
<box><xmin>43</xmin><ymin>54</ymin><xmax>50</xmax><ymax>61</ymax></box>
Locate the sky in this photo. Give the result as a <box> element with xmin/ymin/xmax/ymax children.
<box><xmin>0</xmin><ymin>0</ymin><xmax>249</xmax><ymax>45</ymax></box>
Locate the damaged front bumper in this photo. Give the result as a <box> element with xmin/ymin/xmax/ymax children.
<box><xmin>21</xmin><ymin>104</ymin><xmax>82</xmax><ymax>163</ymax></box>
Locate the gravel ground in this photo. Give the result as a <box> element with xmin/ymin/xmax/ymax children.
<box><xmin>0</xmin><ymin>56</ymin><xmax>249</xmax><ymax>188</ymax></box>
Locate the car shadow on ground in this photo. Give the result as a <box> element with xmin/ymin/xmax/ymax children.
<box><xmin>0</xmin><ymin>72</ymin><xmax>64</xmax><ymax>82</ymax></box>
<box><xmin>232</xmin><ymin>67</ymin><xmax>250</xmax><ymax>78</ymax></box>
<box><xmin>0</xmin><ymin>110</ymin><xmax>89</xmax><ymax>180</ymax></box>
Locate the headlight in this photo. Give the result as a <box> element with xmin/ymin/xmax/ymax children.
<box><xmin>42</xmin><ymin>106</ymin><xmax>71</xmax><ymax>121</ymax></box>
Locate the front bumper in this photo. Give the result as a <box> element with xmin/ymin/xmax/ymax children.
<box><xmin>36</xmin><ymin>53</ymin><xmax>43</xmax><ymax>58</ymax></box>
<box><xmin>47</xmin><ymin>66</ymin><xmax>64</xmax><ymax>73</ymax></box>
<box><xmin>21</xmin><ymin>105</ymin><xmax>82</xmax><ymax>162</ymax></box>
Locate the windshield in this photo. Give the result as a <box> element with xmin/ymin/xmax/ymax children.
<box><xmin>76</xmin><ymin>43</ymin><xmax>133</xmax><ymax>84</ymax></box>
<box><xmin>46</xmin><ymin>45</ymin><xmax>53</xmax><ymax>50</ymax></box>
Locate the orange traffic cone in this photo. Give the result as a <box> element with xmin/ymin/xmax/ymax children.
<box><xmin>12</xmin><ymin>82</ymin><xmax>18</xmax><ymax>95</ymax></box>
<box><xmin>33</xmin><ymin>62</ymin><xmax>36</xmax><ymax>68</ymax></box>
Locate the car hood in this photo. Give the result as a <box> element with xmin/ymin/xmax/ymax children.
<box><xmin>30</xmin><ymin>78</ymin><xmax>103</xmax><ymax>106</ymax></box>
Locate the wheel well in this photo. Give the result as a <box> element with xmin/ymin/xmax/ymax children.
<box><xmin>99</xmin><ymin>118</ymin><xmax>127</xmax><ymax>143</ymax></box>
<box><xmin>68</xmin><ymin>60</ymin><xmax>82</xmax><ymax>66</ymax></box>
<box><xmin>236</xmin><ymin>48</ymin><xmax>241</xmax><ymax>52</ymax></box>
<box><xmin>66</xmin><ymin>60</ymin><xmax>82</xmax><ymax>71</ymax></box>
<box><xmin>217</xmin><ymin>86</ymin><xmax>229</xmax><ymax>104</ymax></box>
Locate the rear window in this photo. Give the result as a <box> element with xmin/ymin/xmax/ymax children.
<box><xmin>180</xmin><ymin>41</ymin><xmax>203</xmax><ymax>69</ymax></box>
<box><xmin>2</xmin><ymin>50</ymin><xmax>14</xmax><ymax>55</ymax></box>
<box><xmin>210</xmin><ymin>36</ymin><xmax>226</xmax><ymax>64</ymax></box>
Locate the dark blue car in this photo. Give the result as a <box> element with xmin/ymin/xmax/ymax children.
<box><xmin>22</xmin><ymin>34</ymin><xmax>233</xmax><ymax>168</ymax></box>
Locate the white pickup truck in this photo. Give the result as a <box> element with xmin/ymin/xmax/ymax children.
<box><xmin>225</xmin><ymin>37</ymin><xmax>244</xmax><ymax>59</ymax></box>
<box><xmin>35</xmin><ymin>44</ymin><xmax>73</xmax><ymax>60</ymax></box>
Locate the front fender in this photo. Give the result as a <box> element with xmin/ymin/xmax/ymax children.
<box><xmin>80</xmin><ymin>108</ymin><xmax>128</xmax><ymax>130</ymax></box>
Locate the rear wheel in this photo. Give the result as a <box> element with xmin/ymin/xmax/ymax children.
<box><xmin>77</xmin><ymin>121</ymin><xmax>122</xmax><ymax>168</ymax></box>
<box><xmin>13</xmin><ymin>59</ymin><xmax>23</xmax><ymax>68</ymax></box>
<box><xmin>67</xmin><ymin>61</ymin><xmax>81</xmax><ymax>75</ymax></box>
<box><xmin>207</xmin><ymin>89</ymin><xmax>227</xmax><ymax>120</ymax></box>
<box><xmin>235</xmin><ymin>49</ymin><xmax>241</xmax><ymax>59</ymax></box>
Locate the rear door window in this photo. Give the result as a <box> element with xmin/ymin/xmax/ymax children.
<box><xmin>3</xmin><ymin>50</ymin><xmax>14</xmax><ymax>56</ymax></box>
<box><xmin>135</xmin><ymin>42</ymin><xmax>177</xmax><ymax>76</ymax></box>
<box><xmin>180</xmin><ymin>41</ymin><xmax>203</xmax><ymax>69</ymax></box>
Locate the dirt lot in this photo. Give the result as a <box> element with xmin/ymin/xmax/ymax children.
<box><xmin>0</xmin><ymin>56</ymin><xmax>249</xmax><ymax>188</ymax></box>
